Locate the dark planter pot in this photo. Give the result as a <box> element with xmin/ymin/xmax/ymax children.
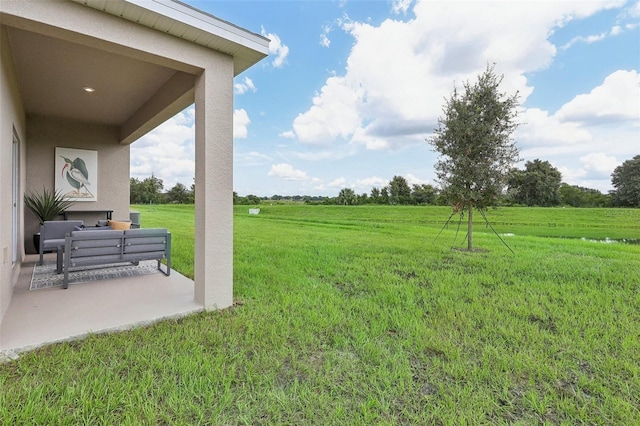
<box><xmin>33</xmin><ymin>232</ymin><xmax>40</xmax><ymax>254</ymax></box>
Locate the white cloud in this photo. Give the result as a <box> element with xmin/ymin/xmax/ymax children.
<box><xmin>559</xmin><ymin>21</ymin><xmax>628</xmax><ymax>50</ymax></box>
<box><xmin>610</xmin><ymin>25</ymin><xmax>622</xmax><ymax>36</ymax></box>
<box><xmin>559</xmin><ymin>0</ymin><xmax>635</xmax><ymax>50</ymax></box>
<box><xmin>514</xmin><ymin>71</ymin><xmax>640</xmax><ymax>164</ymax></box>
<box><xmin>292</xmin><ymin>76</ymin><xmax>362</xmax><ymax>145</ymax></box>
<box><xmin>329</xmin><ymin>176</ymin><xmax>394</xmax><ymax>192</ymax></box>
<box><xmin>268</xmin><ymin>163</ymin><xmax>309</xmax><ymax>181</ymax></box>
<box><xmin>557</xmin><ymin>163</ymin><xmax>614</xmax><ymax>193</ymax></box>
<box><xmin>234</xmin><ymin>77</ymin><xmax>257</xmax><ymax>95</ymax></box>
<box><xmin>320</xmin><ymin>33</ymin><xmax>331</xmax><ymax>48</ymax></box>
<box><xmin>391</xmin><ymin>0</ymin><xmax>412</xmax><ymax>14</ymax></box>
<box><xmin>516</xmin><ymin>108</ymin><xmax>592</xmax><ymax>152</ymax></box>
<box><xmin>561</xmin><ymin>31</ymin><xmax>607</xmax><ymax>50</ymax></box>
<box><xmin>556</xmin><ymin>70</ymin><xmax>640</xmax><ymax>123</ymax></box>
<box><xmin>405</xmin><ymin>173</ymin><xmax>428</xmax><ymax>186</ymax></box>
<box><xmin>235</xmin><ymin>151</ymin><xmax>272</xmax><ymax>166</ymax></box>
<box><xmin>580</xmin><ymin>153</ymin><xmax>620</xmax><ymax>178</ymax></box>
<box><xmin>279</xmin><ymin>130</ymin><xmax>296</xmax><ymax>139</ymax></box>
<box><xmin>356</xmin><ymin>176</ymin><xmax>388</xmax><ymax>188</ymax></box>
<box><xmin>514</xmin><ymin>69</ymin><xmax>638</xmax><ymax>191</ymax></box>
<box><xmin>131</xmin><ymin>107</ymin><xmax>195</xmax><ymax>189</ymax></box>
<box><xmin>515</xmin><ymin>69</ymin><xmax>640</xmax><ymax>163</ymax></box>
<box><xmin>292</xmin><ymin>1</ymin><xmax>595</xmax><ymax>151</ymax></box>
<box><xmin>289</xmin><ymin>0</ymin><xmax>631</xmax><ymax>158</ymax></box>
<box><xmin>558</xmin><ymin>165</ymin><xmax>587</xmax><ymax>182</ymax></box>
<box><xmin>136</xmin><ymin>0</ymin><xmax>636</xmax><ymax>197</ymax></box>
<box><xmin>328</xmin><ymin>177</ymin><xmax>347</xmax><ymax>188</ymax></box>
<box><xmin>261</xmin><ymin>28</ymin><xmax>289</xmax><ymax>68</ymax></box>
<box><xmin>320</xmin><ymin>24</ymin><xmax>333</xmax><ymax>48</ymax></box>
<box><xmin>623</xmin><ymin>0</ymin><xmax>640</xmax><ymax>18</ymax></box>
<box><xmin>233</xmin><ymin>109</ymin><xmax>251</xmax><ymax>139</ymax></box>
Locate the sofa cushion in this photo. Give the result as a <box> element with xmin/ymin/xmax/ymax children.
<box><xmin>107</xmin><ymin>220</ymin><xmax>131</xmax><ymax>230</ymax></box>
<box><xmin>42</xmin><ymin>220</ymin><xmax>84</xmax><ymax>240</ymax></box>
<box><xmin>79</xmin><ymin>226</ymin><xmax>112</xmax><ymax>231</ymax></box>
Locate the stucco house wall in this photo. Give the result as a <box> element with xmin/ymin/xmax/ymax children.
<box><xmin>0</xmin><ymin>24</ymin><xmax>26</xmax><ymax>320</ymax></box>
<box><xmin>24</xmin><ymin>116</ymin><xmax>131</xmax><ymax>253</ymax></box>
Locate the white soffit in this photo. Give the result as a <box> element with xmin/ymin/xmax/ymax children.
<box><xmin>71</xmin><ymin>0</ymin><xmax>270</xmax><ymax>75</ymax></box>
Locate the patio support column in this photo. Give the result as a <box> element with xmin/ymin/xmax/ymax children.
<box><xmin>193</xmin><ymin>56</ymin><xmax>234</xmax><ymax>310</ymax></box>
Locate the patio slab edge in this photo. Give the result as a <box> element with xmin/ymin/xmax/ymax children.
<box><xmin>1</xmin><ymin>306</ymin><xmax>205</xmax><ymax>363</ymax></box>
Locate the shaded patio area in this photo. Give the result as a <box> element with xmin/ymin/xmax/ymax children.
<box><xmin>1</xmin><ymin>1</ymin><xmax>270</xmax><ymax>344</ymax></box>
<box><xmin>1</xmin><ymin>254</ymin><xmax>202</xmax><ymax>356</ymax></box>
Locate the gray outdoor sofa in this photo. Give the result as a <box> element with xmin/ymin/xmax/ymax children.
<box><xmin>61</xmin><ymin>228</ymin><xmax>171</xmax><ymax>289</ymax></box>
<box><xmin>39</xmin><ymin>220</ymin><xmax>84</xmax><ymax>266</ymax></box>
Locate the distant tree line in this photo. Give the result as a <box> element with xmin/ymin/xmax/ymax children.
<box><xmin>130</xmin><ymin>155</ymin><xmax>639</xmax><ymax>208</ymax></box>
<box><xmin>130</xmin><ymin>174</ymin><xmax>194</xmax><ymax>204</ymax></box>
<box><xmin>236</xmin><ymin>156</ymin><xmax>639</xmax><ymax>208</ymax></box>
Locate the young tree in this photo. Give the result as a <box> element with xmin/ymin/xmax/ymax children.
<box><xmin>611</xmin><ymin>155</ymin><xmax>640</xmax><ymax>207</ymax></box>
<box><xmin>429</xmin><ymin>65</ymin><xmax>520</xmax><ymax>250</ymax></box>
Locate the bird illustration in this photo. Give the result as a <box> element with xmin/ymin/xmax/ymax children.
<box><xmin>60</xmin><ymin>156</ymin><xmax>94</xmax><ymax>198</ymax></box>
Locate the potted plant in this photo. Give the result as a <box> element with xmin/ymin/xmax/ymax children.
<box><xmin>24</xmin><ymin>187</ymin><xmax>75</xmax><ymax>251</ymax></box>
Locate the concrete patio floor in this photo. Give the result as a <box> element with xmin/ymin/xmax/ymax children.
<box><xmin>1</xmin><ymin>254</ymin><xmax>203</xmax><ymax>358</ymax></box>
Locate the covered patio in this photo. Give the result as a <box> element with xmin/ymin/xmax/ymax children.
<box><xmin>0</xmin><ymin>0</ymin><xmax>269</xmax><ymax>354</ymax></box>
<box><xmin>2</xmin><ymin>253</ymin><xmax>201</xmax><ymax>356</ymax></box>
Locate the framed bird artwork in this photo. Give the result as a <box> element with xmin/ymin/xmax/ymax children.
<box><xmin>55</xmin><ymin>147</ymin><xmax>98</xmax><ymax>202</ymax></box>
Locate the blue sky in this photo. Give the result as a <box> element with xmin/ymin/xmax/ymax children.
<box><xmin>130</xmin><ymin>0</ymin><xmax>640</xmax><ymax>197</ymax></box>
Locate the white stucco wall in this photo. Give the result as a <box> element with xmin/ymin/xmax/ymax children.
<box><xmin>194</xmin><ymin>62</ymin><xmax>234</xmax><ymax>309</ymax></box>
<box><xmin>24</xmin><ymin>116</ymin><xmax>130</xmax><ymax>252</ymax></box>
<box><xmin>0</xmin><ymin>24</ymin><xmax>26</xmax><ymax>322</ymax></box>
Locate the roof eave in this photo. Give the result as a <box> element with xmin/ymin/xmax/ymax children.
<box><xmin>71</xmin><ymin>0</ymin><xmax>270</xmax><ymax>75</ymax></box>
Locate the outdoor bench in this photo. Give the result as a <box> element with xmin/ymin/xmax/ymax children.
<box><xmin>61</xmin><ymin>228</ymin><xmax>171</xmax><ymax>289</ymax></box>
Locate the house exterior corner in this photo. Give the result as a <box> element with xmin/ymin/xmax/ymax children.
<box><xmin>0</xmin><ymin>0</ymin><xmax>268</xmax><ymax>343</ymax></box>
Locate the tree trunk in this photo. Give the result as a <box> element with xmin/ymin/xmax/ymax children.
<box><xmin>467</xmin><ymin>204</ymin><xmax>473</xmax><ymax>250</ymax></box>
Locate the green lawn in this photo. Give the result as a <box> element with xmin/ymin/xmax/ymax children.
<box><xmin>2</xmin><ymin>205</ymin><xmax>639</xmax><ymax>424</ymax></box>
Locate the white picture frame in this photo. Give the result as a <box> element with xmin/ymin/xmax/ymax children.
<box><xmin>55</xmin><ymin>147</ymin><xmax>98</xmax><ymax>202</ymax></box>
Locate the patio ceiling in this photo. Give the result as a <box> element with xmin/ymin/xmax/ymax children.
<box><xmin>2</xmin><ymin>0</ymin><xmax>269</xmax><ymax>143</ymax></box>
<box><xmin>7</xmin><ymin>26</ymin><xmax>181</xmax><ymax>128</ymax></box>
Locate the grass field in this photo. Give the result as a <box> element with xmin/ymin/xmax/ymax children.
<box><xmin>1</xmin><ymin>205</ymin><xmax>639</xmax><ymax>424</ymax></box>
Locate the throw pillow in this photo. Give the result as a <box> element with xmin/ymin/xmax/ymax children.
<box><xmin>107</xmin><ymin>220</ymin><xmax>131</xmax><ymax>230</ymax></box>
